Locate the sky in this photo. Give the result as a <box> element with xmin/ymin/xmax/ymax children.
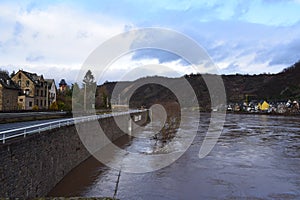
<box><xmin>1</xmin><ymin>0</ymin><xmax>300</xmax><ymax>85</ymax></box>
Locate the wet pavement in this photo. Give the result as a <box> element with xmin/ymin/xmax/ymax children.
<box><xmin>48</xmin><ymin>113</ymin><xmax>300</xmax><ymax>199</ymax></box>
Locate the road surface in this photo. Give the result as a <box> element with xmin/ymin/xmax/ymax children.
<box><xmin>0</xmin><ymin>117</ymin><xmax>72</xmax><ymax>132</ymax></box>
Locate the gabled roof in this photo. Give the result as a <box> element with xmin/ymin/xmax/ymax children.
<box><xmin>21</xmin><ymin>70</ymin><xmax>39</xmax><ymax>81</ymax></box>
<box><xmin>0</xmin><ymin>71</ymin><xmax>20</xmax><ymax>90</ymax></box>
<box><xmin>45</xmin><ymin>79</ymin><xmax>57</xmax><ymax>89</ymax></box>
<box><xmin>45</xmin><ymin>79</ymin><xmax>54</xmax><ymax>82</ymax></box>
<box><xmin>15</xmin><ymin>70</ymin><xmax>45</xmax><ymax>86</ymax></box>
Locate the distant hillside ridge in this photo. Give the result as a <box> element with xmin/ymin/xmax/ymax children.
<box><xmin>222</xmin><ymin>60</ymin><xmax>300</xmax><ymax>102</ymax></box>
<box><xmin>95</xmin><ymin>60</ymin><xmax>300</xmax><ymax>110</ymax></box>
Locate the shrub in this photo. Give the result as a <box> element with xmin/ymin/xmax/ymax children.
<box><xmin>57</xmin><ymin>101</ymin><xmax>65</xmax><ymax>111</ymax></box>
<box><xmin>50</xmin><ymin>101</ymin><xmax>58</xmax><ymax>110</ymax></box>
<box><xmin>32</xmin><ymin>105</ymin><xmax>39</xmax><ymax>111</ymax></box>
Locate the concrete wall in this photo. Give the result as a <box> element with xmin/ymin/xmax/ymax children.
<box><xmin>0</xmin><ymin>110</ymin><xmax>148</xmax><ymax>198</ymax></box>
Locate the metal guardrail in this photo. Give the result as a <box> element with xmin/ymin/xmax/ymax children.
<box><xmin>0</xmin><ymin>110</ymin><xmax>146</xmax><ymax>144</ymax></box>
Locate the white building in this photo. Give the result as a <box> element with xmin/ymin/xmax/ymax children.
<box><xmin>45</xmin><ymin>79</ymin><xmax>57</xmax><ymax>107</ymax></box>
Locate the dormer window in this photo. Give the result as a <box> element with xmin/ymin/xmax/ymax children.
<box><xmin>26</xmin><ymin>80</ymin><xmax>30</xmax><ymax>87</ymax></box>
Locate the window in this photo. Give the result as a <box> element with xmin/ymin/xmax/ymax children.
<box><xmin>41</xmin><ymin>90</ymin><xmax>43</xmax><ymax>97</ymax></box>
<box><xmin>18</xmin><ymin>73</ymin><xmax>21</xmax><ymax>79</ymax></box>
<box><xmin>44</xmin><ymin>100</ymin><xmax>46</xmax><ymax>106</ymax></box>
<box><xmin>36</xmin><ymin>89</ymin><xmax>39</xmax><ymax>96</ymax></box>
<box><xmin>44</xmin><ymin>90</ymin><xmax>47</xmax><ymax>97</ymax></box>
<box><xmin>25</xmin><ymin>89</ymin><xmax>29</xmax><ymax>95</ymax></box>
<box><xmin>40</xmin><ymin>100</ymin><xmax>43</xmax><ymax>107</ymax></box>
<box><xmin>36</xmin><ymin>100</ymin><xmax>38</xmax><ymax>105</ymax></box>
<box><xmin>29</xmin><ymin>101</ymin><xmax>32</xmax><ymax>107</ymax></box>
<box><xmin>41</xmin><ymin>82</ymin><xmax>43</xmax><ymax>87</ymax></box>
<box><xmin>26</xmin><ymin>80</ymin><xmax>30</xmax><ymax>87</ymax></box>
<box><xmin>19</xmin><ymin>98</ymin><xmax>23</xmax><ymax>102</ymax></box>
<box><xmin>18</xmin><ymin>80</ymin><xmax>21</xmax><ymax>86</ymax></box>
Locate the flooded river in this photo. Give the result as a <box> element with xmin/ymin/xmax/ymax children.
<box><xmin>48</xmin><ymin>113</ymin><xmax>300</xmax><ymax>199</ymax></box>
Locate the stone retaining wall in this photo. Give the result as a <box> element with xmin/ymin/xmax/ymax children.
<box><xmin>0</xmin><ymin>110</ymin><xmax>148</xmax><ymax>198</ymax></box>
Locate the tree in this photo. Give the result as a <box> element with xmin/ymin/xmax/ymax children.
<box><xmin>82</xmin><ymin>70</ymin><xmax>97</xmax><ymax>111</ymax></box>
<box><xmin>57</xmin><ymin>101</ymin><xmax>65</xmax><ymax>111</ymax></box>
<box><xmin>72</xmin><ymin>82</ymin><xmax>81</xmax><ymax>96</ymax></box>
<box><xmin>10</xmin><ymin>70</ymin><xmax>15</xmax><ymax>78</ymax></box>
<box><xmin>83</xmin><ymin>70</ymin><xmax>96</xmax><ymax>88</ymax></box>
<box><xmin>95</xmin><ymin>85</ymin><xmax>111</xmax><ymax>109</ymax></box>
<box><xmin>102</xmin><ymin>91</ymin><xmax>108</xmax><ymax>108</ymax></box>
<box><xmin>0</xmin><ymin>69</ymin><xmax>9</xmax><ymax>76</ymax></box>
<box><xmin>72</xmin><ymin>82</ymin><xmax>82</xmax><ymax>104</ymax></box>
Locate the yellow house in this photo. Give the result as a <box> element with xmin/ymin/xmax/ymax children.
<box><xmin>12</xmin><ymin>70</ymin><xmax>52</xmax><ymax>110</ymax></box>
<box><xmin>259</xmin><ymin>101</ymin><xmax>270</xmax><ymax>111</ymax></box>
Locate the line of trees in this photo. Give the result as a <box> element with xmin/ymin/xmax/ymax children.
<box><xmin>59</xmin><ymin>69</ymin><xmax>100</xmax><ymax>112</ymax></box>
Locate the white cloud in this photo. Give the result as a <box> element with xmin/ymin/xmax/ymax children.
<box><xmin>216</xmin><ymin>53</ymin><xmax>285</xmax><ymax>75</ymax></box>
<box><xmin>0</xmin><ymin>2</ymin><xmax>129</xmax><ymax>73</ymax></box>
<box><xmin>1</xmin><ymin>0</ymin><xmax>300</xmax><ymax>84</ymax></box>
<box><xmin>95</xmin><ymin>53</ymin><xmax>199</xmax><ymax>83</ymax></box>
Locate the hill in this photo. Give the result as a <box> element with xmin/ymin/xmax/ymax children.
<box><xmin>222</xmin><ymin>60</ymin><xmax>300</xmax><ymax>102</ymax></box>
<box><xmin>96</xmin><ymin>60</ymin><xmax>300</xmax><ymax>110</ymax></box>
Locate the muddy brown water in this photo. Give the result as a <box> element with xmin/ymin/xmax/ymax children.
<box><xmin>48</xmin><ymin>113</ymin><xmax>300</xmax><ymax>199</ymax></box>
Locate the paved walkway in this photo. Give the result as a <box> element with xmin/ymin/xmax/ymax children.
<box><xmin>0</xmin><ymin>111</ymin><xmax>66</xmax><ymax>119</ymax></box>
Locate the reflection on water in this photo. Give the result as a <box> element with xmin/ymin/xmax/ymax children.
<box><xmin>48</xmin><ymin>113</ymin><xmax>300</xmax><ymax>199</ymax></box>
